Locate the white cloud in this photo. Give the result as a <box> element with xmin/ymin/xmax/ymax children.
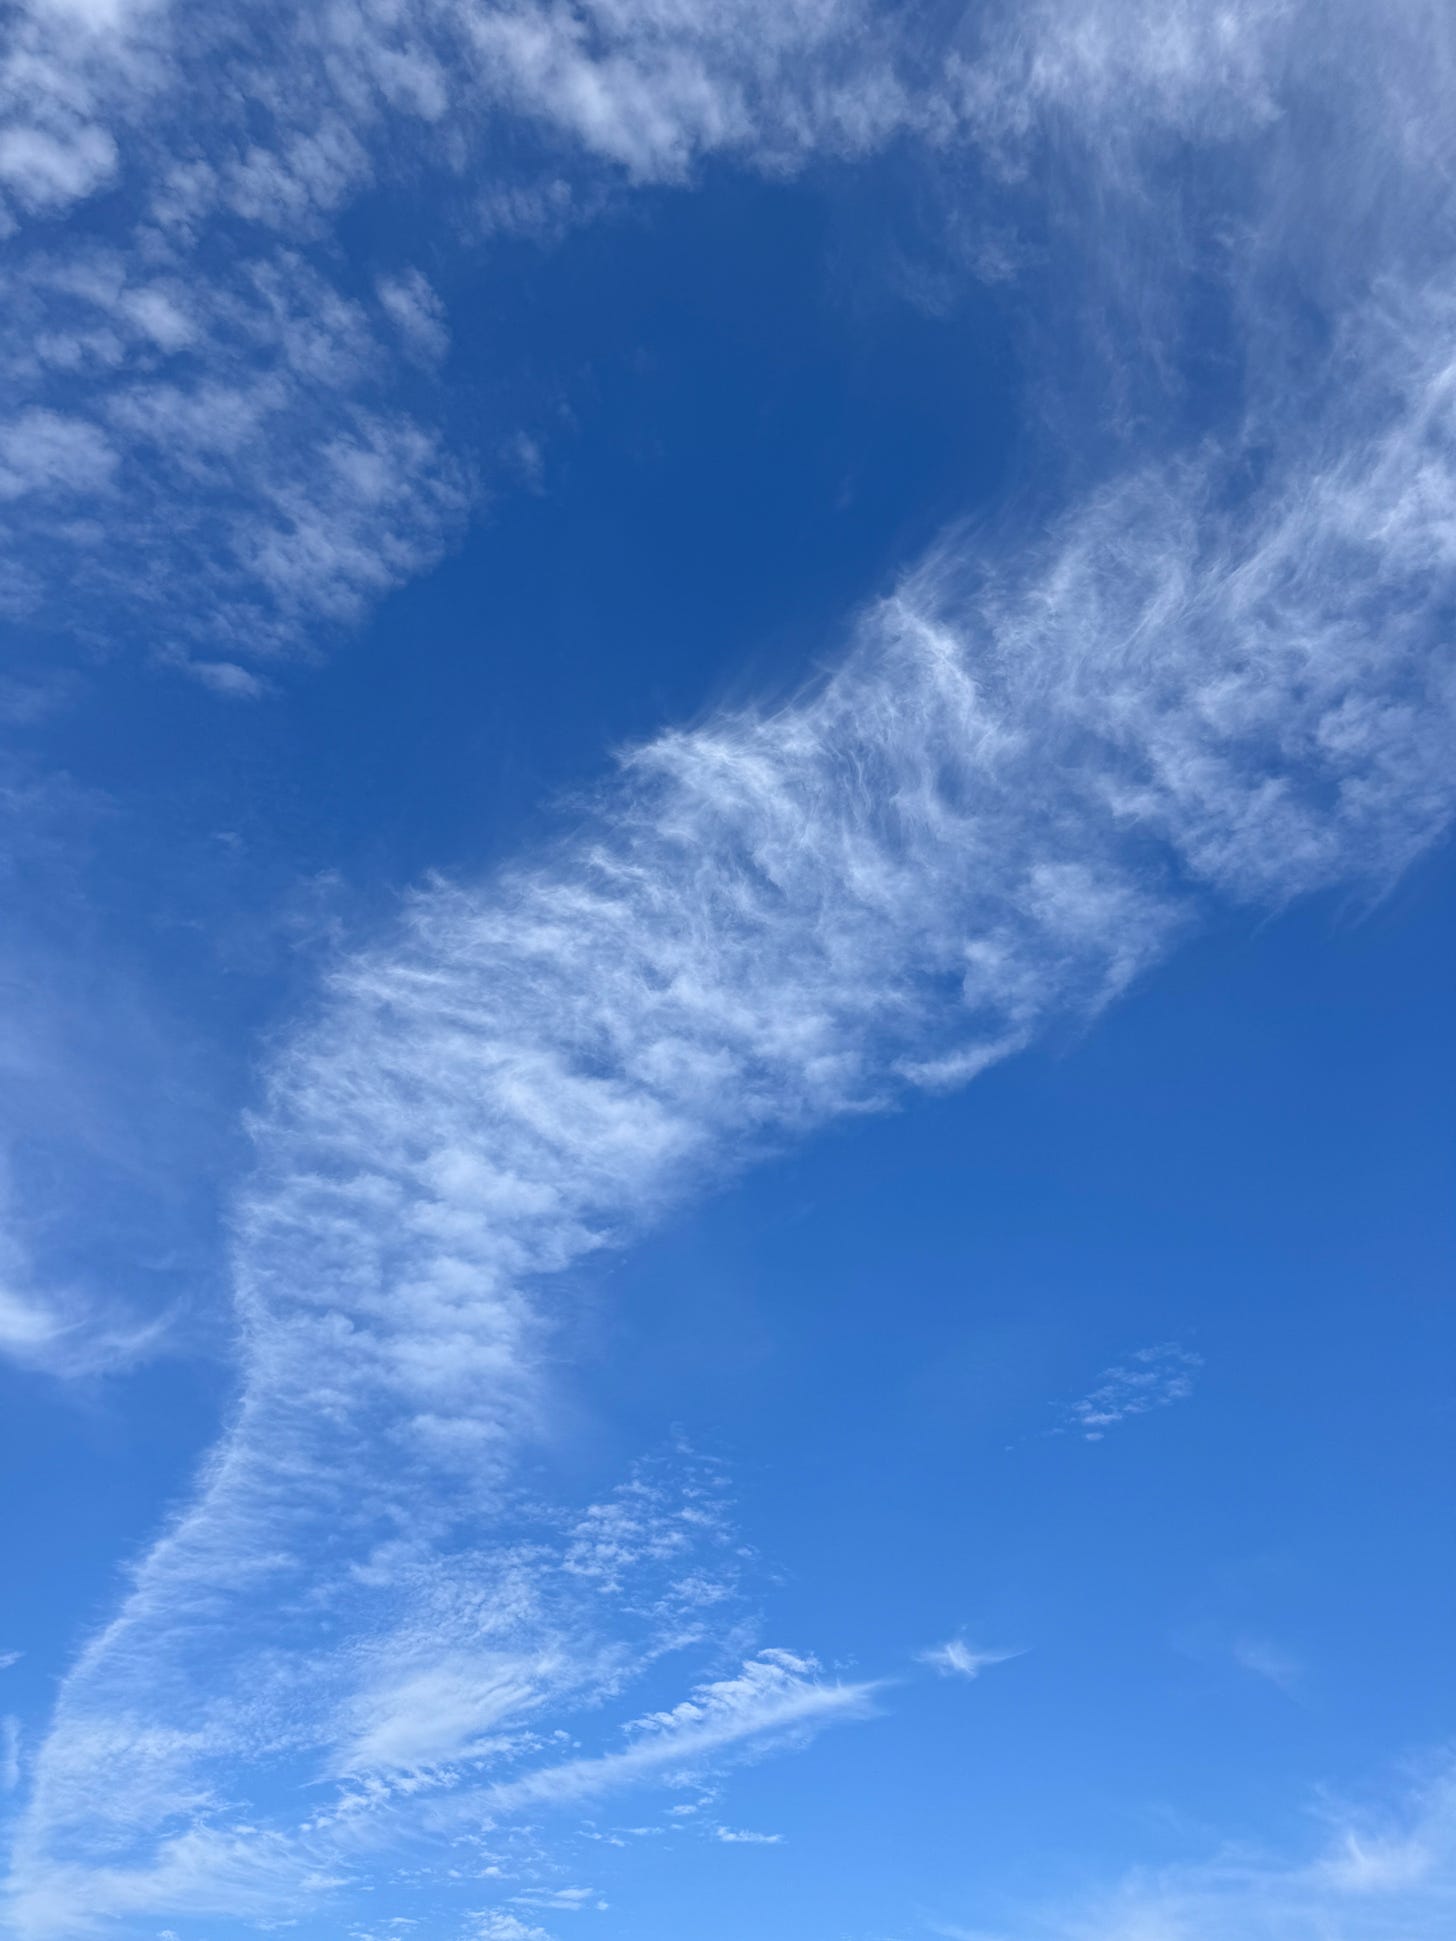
<box><xmin>563</xmin><ymin>1455</ymin><xmax>735</xmax><ymax>1597</ymax></box>
<box><xmin>3</xmin><ymin>1444</ymin><xmax>813</xmax><ymax>1932</ymax></box>
<box><xmin>1059</xmin><ymin>1346</ymin><xmax>1201</xmax><ymax>1442</ymax></box>
<box><xmin>184</xmin><ymin>659</ymin><xmax>267</xmax><ymax>700</ymax></box>
<box><xmin>511</xmin><ymin>1886</ymin><xmax>602</xmax><ymax>1909</ymax></box>
<box><xmin>713</xmin><ymin>1824</ymin><xmax>783</xmax><ymax>1844</ymax></box>
<box><xmin>117</xmin><ymin>283</ymin><xmax>195</xmax><ymax>350</ymax></box>
<box><xmin>972</xmin><ymin>1756</ymin><xmax>1456</xmax><ymax>1940</ymax></box>
<box><xmin>335</xmin><ymin>1651</ymin><xmax>558</xmax><ymax>1775</ymax></box>
<box><xmin>0</xmin><ymin>124</ymin><xmax>118</xmax><ymax>211</ymax></box>
<box><xmin>0</xmin><ymin>0</ymin><xmax>927</xmax><ymax>661</ymax></box>
<box><xmin>469</xmin><ymin>1915</ymin><xmax>555</xmax><ymax>1941</ymax></box>
<box><xmin>0</xmin><ymin>408</ymin><xmax>116</xmax><ymax>499</ymax></box>
<box><xmin>461</xmin><ymin>0</ymin><xmax>910</xmax><ymax>182</ymax></box>
<box><xmin>7</xmin><ymin>2</ymin><xmax>1456</xmax><ymax>1933</ymax></box>
<box><xmin>0</xmin><ymin>239</ymin><xmax>470</xmax><ymax>655</ymax></box>
<box><xmin>0</xmin><ymin>1283</ymin><xmax>61</xmax><ymax>1357</ymax></box>
<box><xmin>376</xmin><ymin>269</ymin><xmax>449</xmax><ymax>364</ymax></box>
<box><xmin>916</xmin><ymin>1641</ymin><xmax>1025</xmax><ymax>1681</ymax></box>
<box><xmin>0</xmin><ymin>1215</ymin><xmax>168</xmax><ymax>1380</ymax></box>
<box><xmin>0</xmin><ymin>0</ymin><xmax>167</xmax><ymax>228</ymax></box>
<box><xmin>15</xmin><ymin>233</ymin><xmax>1456</xmax><ymax>1906</ymax></box>
<box><xmin>0</xmin><ymin>0</ymin><xmax>1449</xmax><ymax>688</ymax></box>
<box><xmin>481</xmin><ymin>1653</ymin><xmax>878</xmax><ymax>1817</ymax></box>
<box><xmin>3</xmin><ymin>1821</ymin><xmax>350</xmax><ymax>1938</ymax></box>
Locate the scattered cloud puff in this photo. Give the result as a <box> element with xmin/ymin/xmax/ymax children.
<box><xmin>510</xmin><ymin>1886</ymin><xmax>605</xmax><ymax>1911</ymax></box>
<box><xmin>0</xmin><ymin>408</ymin><xmax>116</xmax><ymax>500</ymax></box>
<box><xmin>468</xmin><ymin>1916</ymin><xmax>556</xmax><ymax>1941</ymax></box>
<box><xmin>0</xmin><ymin>0</ymin><xmax>926</xmax><ymax>664</ymax></box>
<box><xmin>376</xmin><ymin>269</ymin><xmax>450</xmax><ymax>366</ymax></box>
<box><xmin>1060</xmin><ymin>1345</ymin><xmax>1201</xmax><ymax>1442</ymax></box>
<box><xmin>0</xmin><ymin>240</ymin><xmax>470</xmax><ymax>661</ymax></box>
<box><xmin>917</xmin><ymin>1641</ymin><xmax>1025</xmax><ymax>1681</ymax></box>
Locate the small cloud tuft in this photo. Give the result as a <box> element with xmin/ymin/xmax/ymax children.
<box><xmin>915</xmin><ymin>1640</ymin><xmax>1025</xmax><ymax>1681</ymax></box>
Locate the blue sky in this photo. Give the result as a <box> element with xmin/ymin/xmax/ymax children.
<box><xmin>1</xmin><ymin>1</ymin><xmax>1454</xmax><ymax>1937</ymax></box>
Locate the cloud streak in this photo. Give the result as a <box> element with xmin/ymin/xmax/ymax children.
<box><xmin>481</xmin><ymin>1652</ymin><xmax>877</xmax><ymax>1818</ymax></box>
<box><xmin>917</xmin><ymin>1641</ymin><xmax>1025</xmax><ymax>1681</ymax></box>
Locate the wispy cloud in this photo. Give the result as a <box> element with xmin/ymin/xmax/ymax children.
<box><xmin>3</xmin><ymin>1445</ymin><xmax>846</xmax><ymax>1933</ymax></box>
<box><xmin>0</xmin><ymin>768</ymin><xmax>231</xmax><ymax>1381</ymax></box>
<box><xmin>15</xmin><ymin>225</ymin><xmax>1455</xmax><ymax>1941</ymax></box>
<box><xmin>1231</xmin><ymin>1634</ymin><xmax>1303</xmax><ymax>1695</ymax></box>
<box><xmin>917</xmin><ymin>1640</ymin><xmax>1025</xmax><ymax>1681</ymax></box>
<box><xmin>963</xmin><ymin>1756</ymin><xmax>1456</xmax><ymax>1939</ymax></box>
<box><xmin>3</xmin><ymin>0</ymin><xmax>1435</xmax><ymax>689</ymax></box>
<box><xmin>510</xmin><ymin>1886</ymin><xmax>605</xmax><ymax>1911</ymax></box>
<box><xmin>1059</xmin><ymin>1345</ymin><xmax>1201</xmax><ymax>1442</ymax></box>
<box><xmin>468</xmin><ymin>1913</ymin><xmax>557</xmax><ymax>1941</ymax></box>
<box><xmin>481</xmin><ymin>1653</ymin><xmax>878</xmax><ymax>1818</ymax></box>
<box><xmin>0</xmin><ymin>1206</ymin><xmax>169</xmax><ymax>1379</ymax></box>
<box><xmin>375</xmin><ymin>269</ymin><xmax>450</xmax><ymax>366</ymax></box>
<box><xmin>0</xmin><ymin>1277</ymin><xmax>165</xmax><ymax>1379</ymax></box>
<box><xmin>0</xmin><ymin>0</ymin><xmax>926</xmax><ymax>666</ymax></box>
<box><xmin>6</xmin><ymin>3</ymin><xmax>1456</xmax><ymax>1935</ymax></box>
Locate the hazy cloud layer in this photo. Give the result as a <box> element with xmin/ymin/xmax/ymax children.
<box><xmin>940</xmin><ymin>1757</ymin><xmax>1456</xmax><ymax>1940</ymax></box>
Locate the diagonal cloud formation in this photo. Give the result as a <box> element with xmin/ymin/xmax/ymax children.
<box><xmin>12</xmin><ymin>279</ymin><xmax>1455</xmax><ymax>1924</ymax></box>
<box><xmin>7</xmin><ymin>1</ymin><xmax>1456</xmax><ymax>1932</ymax></box>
